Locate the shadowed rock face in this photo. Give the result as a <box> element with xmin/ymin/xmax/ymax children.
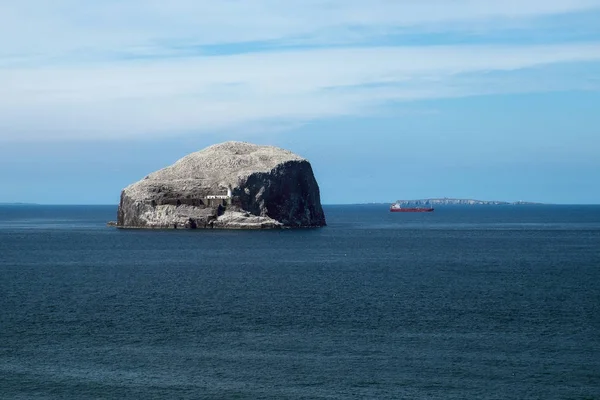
<box><xmin>116</xmin><ymin>142</ymin><xmax>326</xmax><ymax>229</ymax></box>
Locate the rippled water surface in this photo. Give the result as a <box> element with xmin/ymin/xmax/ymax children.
<box><xmin>1</xmin><ymin>204</ymin><xmax>599</xmax><ymax>399</ymax></box>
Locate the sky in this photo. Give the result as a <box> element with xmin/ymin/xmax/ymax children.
<box><xmin>1</xmin><ymin>0</ymin><xmax>599</xmax><ymax>204</ymax></box>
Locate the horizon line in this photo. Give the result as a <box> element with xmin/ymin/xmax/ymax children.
<box><xmin>2</xmin><ymin>202</ymin><xmax>600</xmax><ymax>206</ymax></box>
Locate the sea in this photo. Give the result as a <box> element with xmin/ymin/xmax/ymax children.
<box><xmin>0</xmin><ymin>204</ymin><xmax>599</xmax><ymax>399</ymax></box>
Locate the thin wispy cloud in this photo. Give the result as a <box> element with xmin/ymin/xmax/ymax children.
<box><xmin>1</xmin><ymin>0</ymin><xmax>600</xmax><ymax>140</ymax></box>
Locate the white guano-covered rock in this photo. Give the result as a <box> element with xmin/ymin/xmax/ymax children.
<box><xmin>116</xmin><ymin>141</ymin><xmax>326</xmax><ymax>229</ymax></box>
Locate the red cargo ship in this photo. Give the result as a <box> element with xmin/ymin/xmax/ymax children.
<box><xmin>390</xmin><ymin>203</ymin><xmax>434</xmax><ymax>212</ymax></box>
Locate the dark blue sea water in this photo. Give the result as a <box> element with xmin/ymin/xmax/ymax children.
<box><xmin>1</xmin><ymin>205</ymin><xmax>599</xmax><ymax>399</ymax></box>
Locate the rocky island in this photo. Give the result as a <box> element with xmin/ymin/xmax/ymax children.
<box><xmin>395</xmin><ymin>198</ymin><xmax>543</xmax><ymax>206</ymax></box>
<box><xmin>115</xmin><ymin>142</ymin><xmax>326</xmax><ymax>229</ymax></box>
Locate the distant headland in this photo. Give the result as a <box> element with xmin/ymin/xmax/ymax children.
<box><xmin>395</xmin><ymin>198</ymin><xmax>544</xmax><ymax>206</ymax></box>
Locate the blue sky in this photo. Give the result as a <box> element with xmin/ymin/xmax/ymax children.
<box><xmin>1</xmin><ymin>0</ymin><xmax>599</xmax><ymax>204</ymax></box>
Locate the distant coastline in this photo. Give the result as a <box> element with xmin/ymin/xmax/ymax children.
<box><xmin>395</xmin><ymin>198</ymin><xmax>544</xmax><ymax>206</ymax></box>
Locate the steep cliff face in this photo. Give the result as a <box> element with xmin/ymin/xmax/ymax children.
<box><xmin>116</xmin><ymin>142</ymin><xmax>326</xmax><ymax>229</ymax></box>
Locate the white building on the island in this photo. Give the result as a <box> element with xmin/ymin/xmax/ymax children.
<box><xmin>205</xmin><ymin>185</ymin><xmax>233</xmax><ymax>205</ymax></box>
